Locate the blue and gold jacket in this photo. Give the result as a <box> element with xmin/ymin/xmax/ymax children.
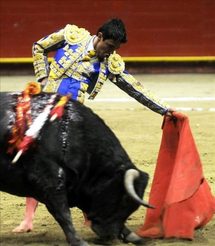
<box><xmin>32</xmin><ymin>24</ymin><xmax>168</xmax><ymax>115</ymax></box>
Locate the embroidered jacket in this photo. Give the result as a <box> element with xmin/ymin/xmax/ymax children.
<box><xmin>32</xmin><ymin>24</ymin><xmax>169</xmax><ymax>115</ymax></box>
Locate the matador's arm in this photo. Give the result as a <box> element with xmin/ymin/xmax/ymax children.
<box><xmin>107</xmin><ymin>53</ymin><xmax>169</xmax><ymax>115</ymax></box>
<box><xmin>112</xmin><ymin>72</ymin><xmax>169</xmax><ymax>115</ymax></box>
<box><xmin>32</xmin><ymin>28</ymin><xmax>65</xmax><ymax>81</ymax></box>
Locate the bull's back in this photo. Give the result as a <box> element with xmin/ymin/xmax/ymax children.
<box><xmin>0</xmin><ymin>92</ymin><xmax>16</xmax><ymax>145</ymax></box>
<box><xmin>65</xmin><ymin>100</ymin><xmax>131</xmax><ymax>165</ymax></box>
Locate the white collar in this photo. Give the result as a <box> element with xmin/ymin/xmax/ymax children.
<box><xmin>86</xmin><ymin>35</ymin><xmax>96</xmax><ymax>52</ymax></box>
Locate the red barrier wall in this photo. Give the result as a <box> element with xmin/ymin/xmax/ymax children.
<box><xmin>0</xmin><ymin>0</ymin><xmax>215</xmax><ymax>58</ymax></box>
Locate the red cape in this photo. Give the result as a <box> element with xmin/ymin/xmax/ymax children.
<box><xmin>137</xmin><ymin>112</ymin><xmax>215</xmax><ymax>239</ymax></box>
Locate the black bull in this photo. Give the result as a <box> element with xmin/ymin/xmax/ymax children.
<box><xmin>0</xmin><ymin>92</ymin><xmax>151</xmax><ymax>246</ymax></box>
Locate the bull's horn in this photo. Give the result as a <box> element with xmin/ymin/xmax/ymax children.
<box><xmin>124</xmin><ymin>169</ymin><xmax>154</xmax><ymax>208</ymax></box>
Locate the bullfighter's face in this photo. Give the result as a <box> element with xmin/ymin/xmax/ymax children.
<box><xmin>94</xmin><ymin>32</ymin><xmax>121</xmax><ymax>61</ymax></box>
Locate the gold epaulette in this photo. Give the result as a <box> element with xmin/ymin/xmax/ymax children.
<box><xmin>64</xmin><ymin>24</ymin><xmax>90</xmax><ymax>45</ymax></box>
<box><xmin>108</xmin><ymin>52</ymin><xmax>125</xmax><ymax>75</ymax></box>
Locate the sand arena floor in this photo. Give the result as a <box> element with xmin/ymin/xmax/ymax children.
<box><xmin>0</xmin><ymin>74</ymin><xmax>215</xmax><ymax>245</ymax></box>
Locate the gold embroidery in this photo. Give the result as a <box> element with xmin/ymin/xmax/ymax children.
<box><xmin>80</xmin><ymin>82</ymin><xmax>89</xmax><ymax>92</ymax></box>
<box><xmin>77</xmin><ymin>91</ymin><xmax>85</xmax><ymax>104</ymax></box>
<box><xmin>35</xmin><ymin>24</ymin><xmax>109</xmax><ymax>98</ymax></box>
<box><xmin>36</xmin><ymin>29</ymin><xmax>65</xmax><ymax>49</ymax></box>
<box><xmin>45</xmin><ymin>39</ymin><xmax>90</xmax><ymax>90</ymax></box>
<box><xmin>43</xmin><ymin>79</ymin><xmax>60</xmax><ymax>93</ymax></box>
<box><xmin>64</xmin><ymin>24</ymin><xmax>90</xmax><ymax>45</ymax></box>
<box><xmin>121</xmin><ymin>73</ymin><xmax>169</xmax><ymax>108</ymax></box>
<box><xmin>82</xmin><ymin>50</ymin><xmax>96</xmax><ymax>61</ymax></box>
<box><xmin>49</xmin><ymin>61</ymin><xmax>65</xmax><ymax>79</ymax></box>
<box><xmin>108</xmin><ymin>52</ymin><xmax>125</xmax><ymax>75</ymax></box>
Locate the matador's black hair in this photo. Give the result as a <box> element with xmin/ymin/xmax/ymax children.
<box><xmin>97</xmin><ymin>18</ymin><xmax>127</xmax><ymax>43</ymax></box>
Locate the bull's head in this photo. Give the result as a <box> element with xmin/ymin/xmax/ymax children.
<box><xmin>85</xmin><ymin>168</ymin><xmax>152</xmax><ymax>243</ymax></box>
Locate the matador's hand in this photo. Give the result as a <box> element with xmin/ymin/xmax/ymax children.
<box><xmin>166</xmin><ymin>107</ymin><xmax>176</xmax><ymax>117</ymax></box>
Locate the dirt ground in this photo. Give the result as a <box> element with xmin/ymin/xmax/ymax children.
<box><xmin>0</xmin><ymin>74</ymin><xmax>215</xmax><ymax>245</ymax></box>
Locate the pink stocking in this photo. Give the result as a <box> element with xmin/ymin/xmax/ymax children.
<box><xmin>12</xmin><ymin>197</ymin><xmax>38</xmax><ymax>233</ymax></box>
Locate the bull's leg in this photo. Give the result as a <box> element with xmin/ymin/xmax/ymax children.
<box><xmin>27</xmin><ymin>157</ymin><xmax>88</xmax><ymax>246</ymax></box>
<box><xmin>119</xmin><ymin>226</ymin><xmax>144</xmax><ymax>244</ymax></box>
<box><xmin>12</xmin><ymin>197</ymin><xmax>38</xmax><ymax>233</ymax></box>
<box><xmin>45</xmin><ymin>193</ymin><xmax>89</xmax><ymax>246</ymax></box>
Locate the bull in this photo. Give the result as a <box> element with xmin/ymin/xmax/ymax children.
<box><xmin>0</xmin><ymin>92</ymin><xmax>151</xmax><ymax>246</ymax></box>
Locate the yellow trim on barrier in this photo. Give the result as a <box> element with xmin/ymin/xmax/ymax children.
<box><xmin>123</xmin><ymin>56</ymin><xmax>215</xmax><ymax>62</ymax></box>
<box><xmin>0</xmin><ymin>56</ymin><xmax>215</xmax><ymax>63</ymax></box>
<box><xmin>0</xmin><ymin>58</ymin><xmax>49</xmax><ymax>63</ymax></box>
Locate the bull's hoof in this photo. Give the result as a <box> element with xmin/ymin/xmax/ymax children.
<box><xmin>80</xmin><ymin>242</ymin><xmax>90</xmax><ymax>246</ymax></box>
<box><xmin>70</xmin><ymin>240</ymin><xmax>89</xmax><ymax>246</ymax></box>
<box><xmin>123</xmin><ymin>232</ymin><xmax>143</xmax><ymax>244</ymax></box>
<box><xmin>119</xmin><ymin>228</ymin><xmax>146</xmax><ymax>244</ymax></box>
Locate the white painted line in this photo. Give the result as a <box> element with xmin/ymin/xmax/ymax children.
<box><xmin>209</xmin><ymin>108</ymin><xmax>215</xmax><ymax>112</ymax></box>
<box><xmin>175</xmin><ymin>107</ymin><xmax>203</xmax><ymax>111</ymax></box>
<box><xmin>163</xmin><ymin>97</ymin><xmax>215</xmax><ymax>102</ymax></box>
<box><xmin>175</xmin><ymin>107</ymin><xmax>215</xmax><ymax>112</ymax></box>
<box><xmin>92</xmin><ymin>97</ymin><xmax>215</xmax><ymax>103</ymax></box>
<box><xmin>93</xmin><ymin>98</ymin><xmax>135</xmax><ymax>102</ymax></box>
